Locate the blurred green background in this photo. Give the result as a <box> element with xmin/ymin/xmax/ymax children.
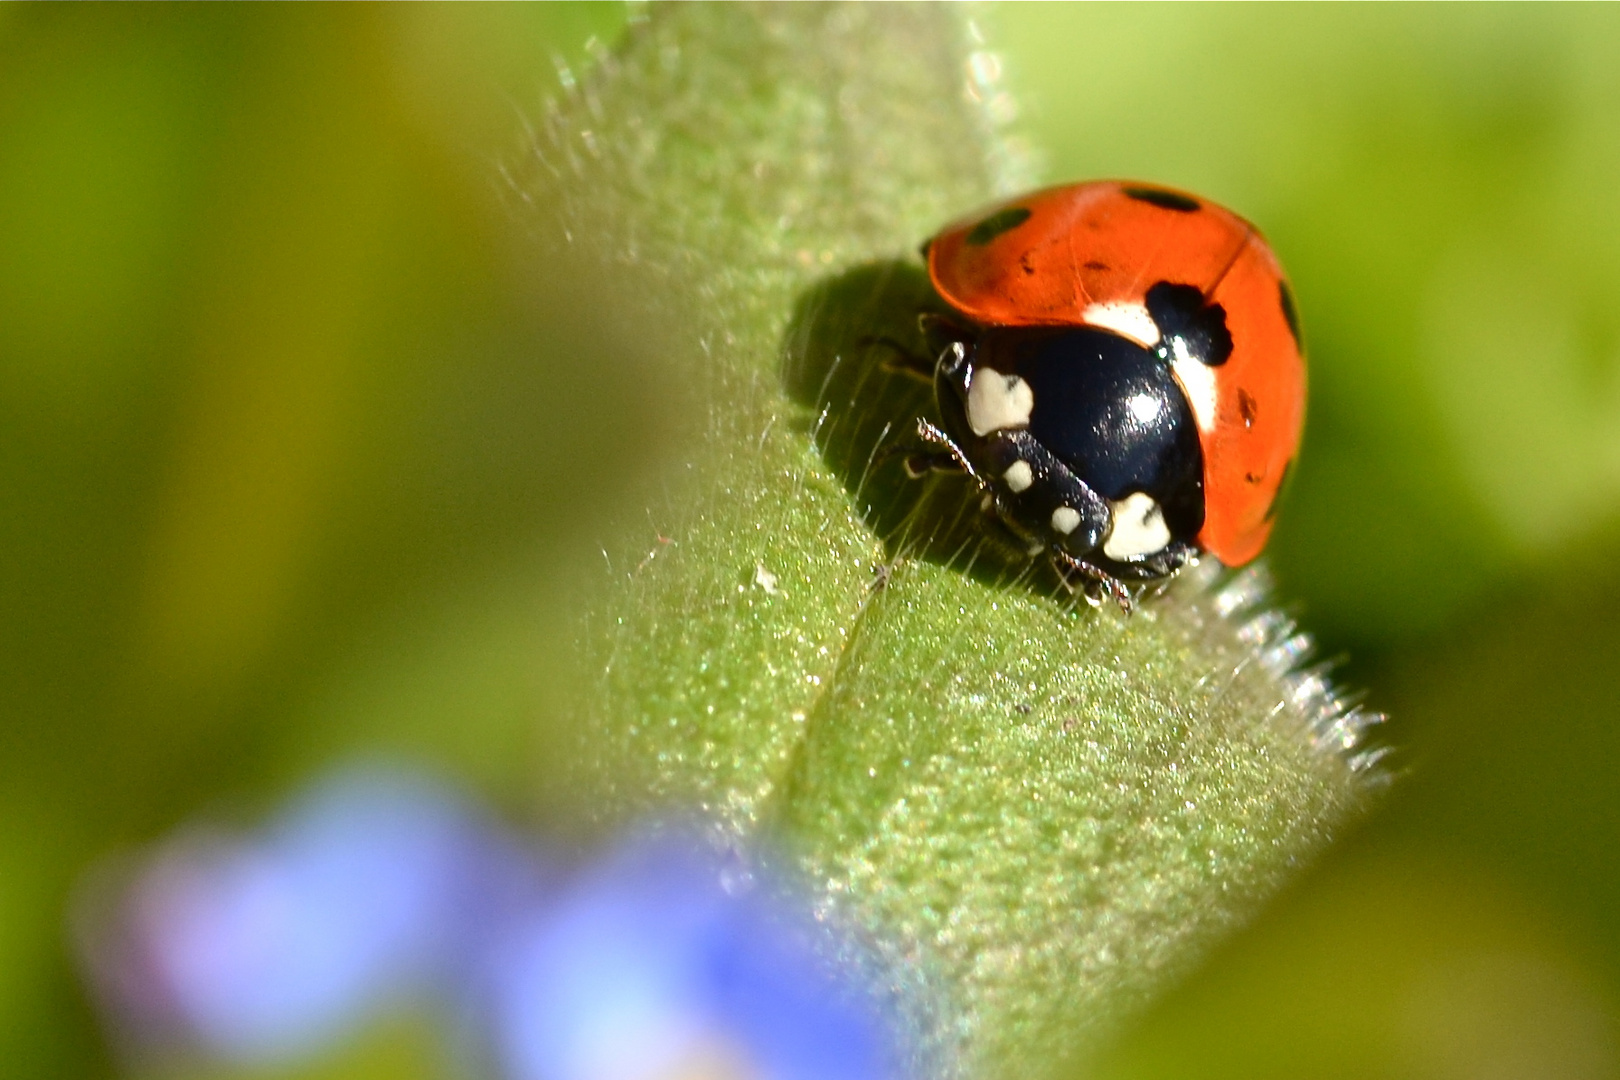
<box><xmin>5</xmin><ymin>4</ymin><xmax>1620</xmax><ymax>1078</ymax></box>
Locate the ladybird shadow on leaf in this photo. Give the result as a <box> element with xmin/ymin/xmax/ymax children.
<box><xmin>781</xmin><ymin>260</ymin><xmax>1065</xmax><ymax>597</ymax></box>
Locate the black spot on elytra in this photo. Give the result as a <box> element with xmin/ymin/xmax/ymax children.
<box><xmin>1278</xmin><ymin>280</ymin><xmax>1302</xmax><ymax>346</ymax></box>
<box><xmin>1146</xmin><ymin>281</ymin><xmax>1233</xmax><ymax>366</ymax></box>
<box><xmin>965</xmin><ymin>206</ymin><xmax>1032</xmax><ymax>246</ymax></box>
<box><xmin>1238</xmin><ymin>388</ymin><xmax>1258</xmax><ymax>428</ymax></box>
<box><xmin>1019</xmin><ymin>253</ymin><xmax>1035</xmax><ymax>275</ymax></box>
<box><xmin>1264</xmin><ymin>458</ymin><xmax>1294</xmax><ymax>521</ymax></box>
<box><xmin>1122</xmin><ymin>185</ymin><xmax>1201</xmax><ymax>213</ymax></box>
<box><xmin>1083</xmin><ymin>260</ymin><xmax>1109</xmax><ymax>271</ymax></box>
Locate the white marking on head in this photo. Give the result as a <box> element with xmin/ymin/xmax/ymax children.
<box><xmin>1170</xmin><ymin>350</ymin><xmax>1219</xmax><ymax>433</ymax></box>
<box><xmin>966</xmin><ymin>367</ymin><xmax>1034</xmax><ymax>436</ymax></box>
<box><xmin>1082</xmin><ymin>301</ymin><xmax>1161</xmax><ymax>348</ymax></box>
<box><xmin>1103</xmin><ymin>492</ymin><xmax>1172</xmax><ymax>560</ymax></box>
<box><xmin>1127</xmin><ymin>392</ymin><xmax>1163</xmax><ymax>425</ymax></box>
<box><xmin>1050</xmin><ymin>505</ymin><xmax>1081</xmax><ymax>535</ymax></box>
<box><xmin>1002</xmin><ymin>459</ymin><xmax>1033</xmax><ymax>492</ymax></box>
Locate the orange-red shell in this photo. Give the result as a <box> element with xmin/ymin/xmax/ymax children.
<box><xmin>927</xmin><ymin>181</ymin><xmax>1305</xmax><ymax>567</ymax></box>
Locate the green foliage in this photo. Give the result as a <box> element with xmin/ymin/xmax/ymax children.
<box><xmin>525</xmin><ymin>6</ymin><xmax>1370</xmax><ymax>1073</ymax></box>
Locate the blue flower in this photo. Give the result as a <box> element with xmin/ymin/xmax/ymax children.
<box><xmin>79</xmin><ymin>765</ymin><xmax>535</xmax><ymax>1062</ymax></box>
<box><xmin>78</xmin><ymin>765</ymin><xmax>908</xmax><ymax>1080</ymax></box>
<box><xmin>475</xmin><ymin>833</ymin><xmax>901</xmax><ymax>1080</ymax></box>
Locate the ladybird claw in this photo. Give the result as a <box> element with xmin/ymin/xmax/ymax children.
<box><xmin>1052</xmin><ymin>549</ymin><xmax>1135</xmax><ymax>614</ymax></box>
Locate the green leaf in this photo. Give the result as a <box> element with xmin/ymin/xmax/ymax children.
<box><xmin>520</xmin><ymin>5</ymin><xmax>1376</xmax><ymax>1075</ymax></box>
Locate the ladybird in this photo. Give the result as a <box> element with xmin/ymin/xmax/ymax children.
<box><xmin>908</xmin><ymin>180</ymin><xmax>1305</xmax><ymax>606</ymax></box>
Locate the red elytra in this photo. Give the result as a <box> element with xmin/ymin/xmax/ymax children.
<box><xmin>926</xmin><ymin>180</ymin><xmax>1305</xmax><ymax>567</ymax></box>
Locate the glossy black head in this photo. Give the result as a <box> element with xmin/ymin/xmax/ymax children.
<box><xmin>973</xmin><ymin>326</ymin><xmax>1205</xmax><ymax>544</ymax></box>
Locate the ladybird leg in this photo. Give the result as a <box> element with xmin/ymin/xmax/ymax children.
<box><xmin>1051</xmin><ymin>549</ymin><xmax>1135</xmax><ymax>614</ymax></box>
<box><xmin>974</xmin><ymin>497</ymin><xmax>1050</xmax><ymax>566</ymax></box>
<box><xmin>1139</xmin><ymin>540</ymin><xmax>1199</xmax><ymax>578</ymax></box>
<box><xmin>879</xmin><ymin>417</ymin><xmax>976</xmax><ymax>480</ymax></box>
<box><xmin>981</xmin><ymin>431</ymin><xmax>1112</xmax><ymax>554</ymax></box>
<box><xmin>858</xmin><ymin>333</ymin><xmax>936</xmax><ymax>383</ymax></box>
<box><xmin>1104</xmin><ymin>540</ymin><xmax>1201</xmax><ymax>584</ymax></box>
<box><xmin>901</xmin><ymin>450</ymin><xmax>969</xmax><ymax>479</ymax></box>
<box><xmin>861</xmin><ymin>313</ymin><xmax>975</xmax><ymax>383</ymax></box>
<box><xmin>913</xmin><ymin>418</ymin><xmax>979</xmax><ymax>480</ymax></box>
<box><xmin>917</xmin><ymin>311</ymin><xmax>976</xmax><ymax>359</ymax></box>
<box><xmin>930</xmin><ymin>340</ymin><xmax>977</xmax><ymax>441</ymax></box>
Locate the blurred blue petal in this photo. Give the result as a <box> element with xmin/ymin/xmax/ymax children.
<box><xmin>86</xmin><ymin>764</ymin><xmax>536</xmax><ymax>1062</ymax></box>
<box><xmin>80</xmin><ymin>770</ymin><xmax>906</xmax><ymax>1080</ymax></box>
<box><xmin>477</xmin><ymin>834</ymin><xmax>903</xmax><ymax>1080</ymax></box>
